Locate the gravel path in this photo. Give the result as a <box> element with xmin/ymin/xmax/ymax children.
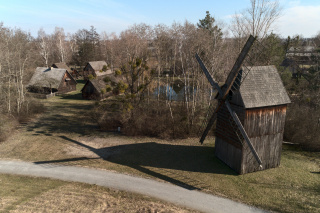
<box><xmin>0</xmin><ymin>160</ymin><xmax>267</xmax><ymax>213</ymax></box>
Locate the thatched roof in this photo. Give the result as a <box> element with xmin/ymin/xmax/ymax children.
<box><xmin>85</xmin><ymin>61</ymin><xmax>113</xmax><ymax>77</ymax></box>
<box><xmin>86</xmin><ymin>61</ymin><xmax>108</xmax><ymax>71</ymax></box>
<box><xmin>52</xmin><ymin>62</ymin><xmax>71</xmax><ymax>73</ymax></box>
<box><xmin>28</xmin><ymin>67</ymin><xmax>70</xmax><ymax>89</ymax></box>
<box><xmin>95</xmin><ymin>69</ymin><xmax>113</xmax><ymax>77</ymax></box>
<box><xmin>231</xmin><ymin>65</ymin><xmax>291</xmax><ymax>108</ymax></box>
<box><xmin>81</xmin><ymin>75</ymin><xmax>123</xmax><ymax>93</ymax></box>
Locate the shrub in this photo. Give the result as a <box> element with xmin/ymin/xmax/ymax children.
<box><xmin>102</xmin><ymin>65</ymin><xmax>108</xmax><ymax>71</ymax></box>
<box><xmin>0</xmin><ymin>116</ymin><xmax>18</xmax><ymax>142</ymax></box>
<box><xmin>106</xmin><ymin>85</ymin><xmax>112</xmax><ymax>92</ymax></box>
<box><xmin>115</xmin><ymin>81</ymin><xmax>128</xmax><ymax>94</ymax></box>
<box><xmin>88</xmin><ymin>74</ymin><xmax>94</xmax><ymax>80</ymax></box>
<box><xmin>284</xmin><ymin>103</ymin><xmax>320</xmax><ymax>151</ymax></box>
<box><xmin>101</xmin><ymin>88</ymin><xmax>106</xmax><ymax>94</ymax></box>
<box><xmin>93</xmin><ymin>98</ymin><xmax>207</xmax><ymax>139</ymax></box>
<box><xmin>0</xmin><ymin>97</ymin><xmax>45</xmax><ymax>142</ymax></box>
<box><xmin>115</xmin><ymin>69</ymin><xmax>122</xmax><ymax>76</ymax></box>
<box><xmin>103</xmin><ymin>77</ymin><xmax>111</xmax><ymax>83</ymax></box>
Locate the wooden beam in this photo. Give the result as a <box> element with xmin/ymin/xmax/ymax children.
<box><xmin>222</xmin><ymin>35</ymin><xmax>256</xmax><ymax>100</ymax></box>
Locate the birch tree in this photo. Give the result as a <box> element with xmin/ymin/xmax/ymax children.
<box><xmin>37</xmin><ymin>28</ymin><xmax>52</xmax><ymax>67</ymax></box>
<box><xmin>53</xmin><ymin>27</ymin><xmax>68</xmax><ymax>62</ymax></box>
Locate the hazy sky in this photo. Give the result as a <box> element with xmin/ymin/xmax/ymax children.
<box><xmin>0</xmin><ymin>0</ymin><xmax>319</xmax><ymax>38</ymax></box>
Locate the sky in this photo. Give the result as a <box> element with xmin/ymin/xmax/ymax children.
<box><xmin>0</xmin><ymin>0</ymin><xmax>319</xmax><ymax>38</ymax></box>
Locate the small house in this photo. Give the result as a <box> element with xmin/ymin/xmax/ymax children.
<box><xmin>215</xmin><ymin>65</ymin><xmax>291</xmax><ymax>174</ymax></box>
<box><xmin>83</xmin><ymin>61</ymin><xmax>112</xmax><ymax>79</ymax></box>
<box><xmin>81</xmin><ymin>75</ymin><xmax>123</xmax><ymax>100</ymax></box>
<box><xmin>52</xmin><ymin>62</ymin><xmax>80</xmax><ymax>79</ymax></box>
<box><xmin>27</xmin><ymin>67</ymin><xmax>77</xmax><ymax>94</ymax></box>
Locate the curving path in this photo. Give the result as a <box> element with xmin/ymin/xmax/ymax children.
<box><xmin>0</xmin><ymin>160</ymin><xmax>267</xmax><ymax>213</ymax></box>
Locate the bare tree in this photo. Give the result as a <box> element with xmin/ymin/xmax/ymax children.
<box><xmin>37</xmin><ymin>28</ymin><xmax>52</xmax><ymax>67</ymax></box>
<box><xmin>53</xmin><ymin>27</ymin><xmax>68</xmax><ymax>63</ymax></box>
<box><xmin>0</xmin><ymin>25</ymin><xmax>32</xmax><ymax>115</ymax></box>
<box><xmin>231</xmin><ymin>0</ymin><xmax>282</xmax><ymax>39</ymax></box>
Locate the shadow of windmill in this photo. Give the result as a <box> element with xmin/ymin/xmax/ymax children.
<box><xmin>34</xmin><ymin>136</ymin><xmax>237</xmax><ymax>190</ymax></box>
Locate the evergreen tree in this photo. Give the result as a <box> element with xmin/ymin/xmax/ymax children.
<box><xmin>197</xmin><ymin>11</ymin><xmax>222</xmax><ymax>39</ymax></box>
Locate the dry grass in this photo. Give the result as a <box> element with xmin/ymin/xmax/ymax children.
<box><xmin>0</xmin><ymin>174</ymin><xmax>196</xmax><ymax>213</ymax></box>
<box><xmin>0</xmin><ymin>80</ymin><xmax>319</xmax><ymax>213</ymax></box>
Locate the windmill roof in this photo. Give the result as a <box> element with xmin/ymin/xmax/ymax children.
<box><xmin>231</xmin><ymin>65</ymin><xmax>291</xmax><ymax>108</ymax></box>
<box><xmin>27</xmin><ymin>67</ymin><xmax>68</xmax><ymax>89</ymax></box>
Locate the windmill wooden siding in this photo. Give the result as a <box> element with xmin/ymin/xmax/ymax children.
<box><xmin>215</xmin><ymin>65</ymin><xmax>290</xmax><ymax>174</ymax></box>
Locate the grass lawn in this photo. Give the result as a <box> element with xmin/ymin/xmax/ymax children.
<box><xmin>0</xmin><ymin>79</ymin><xmax>319</xmax><ymax>213</ymax></box>
<box><xmin>0</xmin><ymin>174</ymin><xmax>195</xmax><ymax>213</ymax></box>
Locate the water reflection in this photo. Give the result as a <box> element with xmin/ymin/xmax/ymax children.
<box><xmin>153</xmin><ymin>84</ymin><xmax>196</xmax><ymax>101</ymax></box>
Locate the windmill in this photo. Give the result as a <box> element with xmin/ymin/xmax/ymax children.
<box><xmin>196</xmin><ymin>35</ymin><xmax>291</xmax><ymax>174</ymax></box>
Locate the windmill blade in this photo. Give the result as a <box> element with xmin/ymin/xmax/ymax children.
<box><xmin>224</xmin><ymin>100</ymin><xmax>263</xmax><ymax>167</ymax></box>
<box><xmin>195</xmin><ymin>53</ymin><xmax>224</xmax><ymax>144</ymax></box>
<box><xmin>199</xmin><ymin>111</ymin><xmax>217</xmax><ymax>144</ymax></box>
<box><xmin>195</xmin><ymin>53</ymin><xmax>223</xmax><ymax>94</ymax></box>
<box><xmin>199</xmin><ymin>98</ymin><xmax>231</xmax><ymax>144</ymax></box>
<box><xmin>221</xmin><ymin>35</ymin><xmax>256</xmax><ymax>100</ymax></box>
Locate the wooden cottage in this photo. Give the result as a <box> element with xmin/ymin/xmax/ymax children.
<box><xmin>52</xmin><ymin>62</ymin><xmax>81</xmax><ymax>79</ymax></box>
<box><xmin>81</xmin><ymin>75</ymin><xmax>122</xmax><ymax>100</ymax></box>
<box><xmin>27</xmin><ymin>67</ymin><xmax>77</xmax><ymax>94</ymax></box>
<box><xmin>83</xmin><ymin>61</ymin><xmax>112</xmax><ymax>79</ymax></box>
<box><xmin>215</xmin><ymin>65</ymin><xmax>291</xmax><ymax>174</ymax></box>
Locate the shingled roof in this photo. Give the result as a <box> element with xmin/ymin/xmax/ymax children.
<box><xmin>231</xmin><ymin>65</ymin><xmax>291</xmax><ymax>109</ymax></box>
<box><xmin>28</xmin><ymin>67</ymin><xmax>68</xmax><ymax>89</ymax></box>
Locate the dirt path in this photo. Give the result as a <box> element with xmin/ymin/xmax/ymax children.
<box><xmin>0</xmin><ymin>160</ymin><xmax>266</xmax><ymax>213</ymax></box>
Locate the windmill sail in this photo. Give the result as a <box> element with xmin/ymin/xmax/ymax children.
<box><xmin>221</xmin><ymin>35</ymin><xmax>256</xmax><ymax>100</ymax></box>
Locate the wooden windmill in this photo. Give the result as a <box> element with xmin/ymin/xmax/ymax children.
<box><xmin>196</xmin><ymin>35</ymin><xmax>291</xmax><ymax>174</ymax></box>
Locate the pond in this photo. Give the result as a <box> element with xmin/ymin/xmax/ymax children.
<box><xmin>153</xmin><ymin>84</ymin><xmax>197</xmax><ymax>101</ymax></box>
<box><xmin>152</xmin><ymin>79</ymin><xmax>215</xmax><ymax>102</ymax></box>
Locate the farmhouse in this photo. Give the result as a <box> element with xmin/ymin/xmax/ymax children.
<box><xmin>52</xmin><ymin>62</ymin><xmax>81</xmax><ymax>79</ymax></box>
<box><xmin>27</xmin><ymin>67</ymin><xmax>77</xmax><ymax>94</ymax></box>
<box><xmin>215</xmin><ymin>65</ymin><xmax>291</xmax><ymax>174</ymax></box>
<box><xmin>83</xmin><ymin>61</ymin><xmax>112</xmax><ymax>79</ymax></box>
<box><xmin>81</xmin><ymin>75</ymin><xmax>122</xmax><ymax>100</ymax></box>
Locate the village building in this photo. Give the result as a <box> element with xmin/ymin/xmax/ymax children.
<box><xmin>215</xmin><ymin>65</ymin><xmax>291</xmax><ymax>174</ymax></box>
<box><xmin>27</xmin><ymin>67</ymin><xmax>77</xmax><ymax>94</ymax></box>
<box><xmin>281</xmin><ymin>41</ymin><xmax>320</xmax><ymax>77</ymax></box>
<box><xmin>81</xmin><ymin>75</ymin><xmax>123</xmax><ymax>100</ymax></box>
<box><xmin>52</xmin><ymin>62</ymin><xmax>81</xmax><ymax>79</ymax></box>
<box><xmin>83</xmin><ymin>61</ymin><xmax>112</xmax><ymax>79</ymax></box>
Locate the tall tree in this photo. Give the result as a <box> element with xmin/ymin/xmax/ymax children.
<box><xmin>37</xmin><ymin>28</ymin><xmax>52</xmax><ymax>67</ymax></box>
<box><xmin>53</xmin><ymin>27</ymin><xmax>68</xmax><ymax>63</ymax></box>
<box><xmin>231</xmin><ymin>0</ymin><xmax>282</xmax><ymax>39</ymax></box>
<box><xmin>197</xmin><ymin>11</ymin><xmax>222</xmax><ymax>39</ymax></box>
<box><xmin>73</xmin><ymin>26</ymin><xmax>101</xmax><ymax>66</ymax></box>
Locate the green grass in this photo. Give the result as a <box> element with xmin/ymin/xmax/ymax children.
<box><xmin>0</xmin><ymin>81</ymin><xmax>319</xmax><ymax>213</ymax></box>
